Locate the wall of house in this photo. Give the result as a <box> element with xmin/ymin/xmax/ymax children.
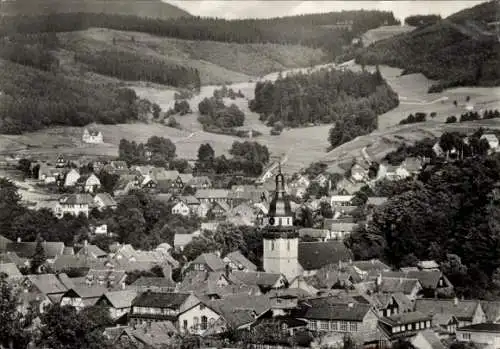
<box><xmin>61</xmin><ymin>297</ymin><xmax>84</xmax><ymax>310</ymax></box>
<box><xmin>457</xmin><ymin>330</ymin><xmax>500</xmax><ymax>346</ymax></box>
<box><xmin>55</xmin><ymin>203</ymin><xmax>89</xmax><ymax>218</ymax></box>
<box><xmin>473</xmin><ymin>305</ymin><xmax>487</xmax><ymax>324</ymax></box>
<box><xmin>178</xmin><ymin>304</ymin><xmax>220</xmax><ymax>335</ymax></box>
<box><xmin>263</xmin><ymin>237</ymin><xmax>299</xmax><ymax>281</ymax></box>
<box><xmin>306</xmin><ymin>319</ymin><xmax>364</xmax><ymax>334</ymax></box>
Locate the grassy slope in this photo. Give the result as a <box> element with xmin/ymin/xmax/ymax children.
<box><xmin>361</xmin><ymin>25</ymin><xmax>415</xmax><ymax>47</ymax></box>
<box><xmin>0</xmin><ymin>0</ymin><xmax>191</xmax><ymax>19</ymax></box>
<box><xmin>56</xmin><ymin>28</ymin><xmax>328</xmax><ymax>85</ymax></box>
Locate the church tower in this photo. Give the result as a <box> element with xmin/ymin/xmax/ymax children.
<box><xmin>263</xmin><ymin>165</ymin><xmax>299</xmax><ymax>281</ymax></box>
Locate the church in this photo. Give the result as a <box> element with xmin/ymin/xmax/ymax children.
<box><xmin>262</xmin><ymin>166</ymin><xmax>352</xmax><ymax>281</ymax></box>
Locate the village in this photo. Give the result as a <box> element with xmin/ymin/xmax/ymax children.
<box><xmin>2</xmin><ymin>126</ymin><xmax>500</xmax><ymax>349</ymax></box>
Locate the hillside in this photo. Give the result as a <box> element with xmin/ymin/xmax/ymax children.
<box><xmin>361</xmin><ymin>25</ymin><xmax>415</xmax><ymax>47</ymax></box>
<box><xmin>0</xmin><ymin>0</ymin><xmax>191</xmax><ymax>19</ymax></box>
<box><xmin>355</xmin><ymin>1</ymin><xmax>500</xmax><ymax>91</ymax></box>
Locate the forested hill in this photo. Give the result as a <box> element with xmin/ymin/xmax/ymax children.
<box><xmin>0</xmin><ymin>10</ymin><xmax>398</xmax><ymax>57</ymax></box>
<box><xmin>0</xmin><ymin>0</ymin><xmax>191</xmax><ymax>19</ymax></box>
<box><xmin>354</xmin><ymin>0</ymin><xmax>500</xmax><ymax>92</ymax></box>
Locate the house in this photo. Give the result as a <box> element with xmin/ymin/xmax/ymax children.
<box><xmin>129</xmin><ymin>292</ymin><xmax>200</xmax><ymax>326</ymax></box>
<box><xmin>94</xmin><ymin>193</ymin><xmax>118</xmax><ymax>210</ymax></box>
<box><xmin>189</xmin><ymin>253</ymin><xmax>225</xmax><ymax>273</ymax></box>
<box><xmin>54</xmin><ymin>194</ymin><xmax>94</xmax><ymax>218</ymax></box>
<box><xmin>4</xmin><ymin>240</ymin><xmax>65</xmax><ymax>264</ymax></box>
<box><xmin>351</xmin><ymin>163</ymin><xmax>370</xmax><ymax>182</ymax></box>
<box><xmin>0</xmin><ymin>262</ymin><xmax>23</xmax><ymax>281</ymax></box>
<box><xmin>410</xmin><ymin>329</ymin><xmax>447</xmax><ymax>349</ymax></box>
<box><xmin>327</xmin><ymin>222</ymin><xmax>358</xmax><ymax>240</ymax></box>
<box><xmin>85</xmin><ymin>269</ymin><xmax>127</xmax><ymax>290</ymax></box>
<box><xmin>110</xmin><ymin>161</ymin><xmax>128</xmax><ymax>172</ymax></box>
<box><xmin>297</xmin><ymin>298</ymin><xmax>379</xmax><ymax>340</ymax></box>
<box><xmin>402</xmin><ymin>157</ymin><xmax>424</xmax><ymax>175</ymax></box>
<box><xmin>298</xmin><ymin>228</ymin><xmax>334</xmax><ymax>242</ymax></box>
<box><xmin>90</xmin><ymin>224</ymin><xmax>109</xmax><ymax>235</ymax></box>
<box><xmin>313</xmin><ymin>173</ymin><xmax>330</xmax><ymax>187</ymax></box>
<box><xmin>481</xmin><ymin>134</ymin><xmax>500</xmax><ymax>152</ymax></box>
<box><xmin>350</xmin><ymin>259</ymin><xmax>392</xmax><ymax>276</ymax></box>
<box><xmin>417</xmin><ymin>260</ymin><xmax>440</xmax><ymax>271</ymax></box>
<box><xmin>456</xmin><ymin>323</ymin><xmax>500</xmax><ymax>347</ymax></box>
<box><xmin>56</xmin><ymin>155</ymin><xmax>67</xmax><ymax>168</ymax></box>
<box><xmin>141</xmin><ymin>176</ymin><xmax>157</xmax><ymax>190</ymax></box>
<box><xmin>188</xmin><ymin>176</ymin><xmax>212</xmax><ymax>189</ymax></box>
<box><xmin>64</xmin><ymin>169</ymin><xmax>81</xmax><ymax>187</ymax></box>
<box><xmin>178</xmin><ymin>195</ymin><xmax>200</xmax><ymax>212</ymax></box>
<box><xmin>367</xmin><ymin>293</ymin><xmax>414</xmax><ymax>318</ymax></box>
<box><xmin>19</xmin><ymin>274</ymin><xmax>70</xmax><ymax>313</ymax></box>
<box><xmin>229</xmin><ymin>270</ymin><xmax>287</xmax><ymax>293</ymax></box>
<box><xmin>381</xmin><ymin>271</ymin><xmax>453</xmax><ymax>297</ymax></box>
<box><xmin>330</xmin><ymin>195</ymin><xmax>354</xmax><ymax>208</ymax></box>
<box><xmin>130</xmin><ymin>276</ymin><xmax>176</xmax><ymax>293</ymax></box>
<box><xmin>224</xmin><ymin>251</ymin><xmax>257</xmax><ymax>272</ymax></box>
<box><xmin>172</xmin><ymin>201</ymin><xmax>190</xmax><ymax>216</ymax></box>
<box><xmin>356</xmin><ymin>276</ymin><xmax>423</xmax><ymax>301</ymax></box>
<box><xmin>174</xmin><ymin>231</ymin><xmax>200</xmax><ymax>251</ymax></box>
<box><xmin>229</xmin><ymin>185</ymin><xmax>269</xmax><ymax>204</ymax></box>
<box><xmin>415</xmin><ymin>298</ymin><xmax>486</xmax><ymax>328</ymax></box>
<box><xmin>292</xmin><ymin>175</ymin><xmax>311</xmax><ymax>188</ymax></box>
<box><xmin>82</xmin><ymin>129</ymin><xmax>103</xmax><ymax>144</ymax></box>
<box><xmin>114</xmin><ymin>175</ymin><xmax>140</xmax><ymax>196</ymax></box>
<box><xmin>83</xmin><ymin>173</ymin><xmax>101</xmax><ymax>193</ymax></box>
<box><xmin>209</xmin><ymin>200</ymin><xmax>230</xmax><ymax>218</ymax></box>
<box><xmin>177</xmin><ymin>270</ymin><xmax>234</xmax><ymax>300</ymax></box>
<box><xmin>480</xmin><ymin>301</ymin><xmax>500</xmax><ymax>323</ymax></box>
<box><xmin>196</xmin><ymin>202</ymin><xmax>210</xmax><ymax>218</ymax></box>
<box><xmin>76</xmin><ymin>242</ymin><xmax>107</xmax><ymax>259</ymax></box>
<box><xmin>366</xmin><ymin>197</ymin><xmax>389</xmax><ymax>207</ymax></box>
<box><xmin>378</xmin><ymin>311</ymin><xmax>433</xmax><ymax>341</ymax></box>
<box><xmin>96</xmin><ymin>289</ymin><xmax>138</xmax><ymax>320</ymax></box>
<box><xmin>60</xmin><ymin>286</ymin><xmax>108</xmax><ymax>310</ymax></box>
<box><xmin>150</xmin><ymin>168</ymin><xmax>178</xmax><ymax>182</ymax></box>
<box><xmin>108</xmin><ymin>322</ymin><xmax>177</xmax><ymax>348</ymax></box>
<box><xmin>195</xmin><ymin>189</ymin><xmax>231</xmax><ymax>205</ymax></box>
<box><xmin>288</xmin><ymin>276</ymin><xmax>318</xmax><ymax>296</ymax></box>
<box><xmin>297</xmin><ymin>241</ymin><xmax>353</xmax><ymax>277</ymax></box>
<box><xmin>334</xmin><ymin>179</ymin><xmax>365</xmax><ymax>195</ymax></box>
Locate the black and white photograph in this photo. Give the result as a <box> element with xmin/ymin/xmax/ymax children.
<box><xmin>0</xmin><ymin>0</ymin><xmax>499</xmax><ymax>348</ymax></box>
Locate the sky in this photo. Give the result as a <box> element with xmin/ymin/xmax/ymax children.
<box><xmin>163</xmin><ymin>1</ymin><xmax>488</xmax><ymax>22</ymax></box>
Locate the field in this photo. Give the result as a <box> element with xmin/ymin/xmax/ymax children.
<box><xmin>56</xmin><ymin>28</ymin><xmax>328</xmax><ymax>86</ymax></box>
<box><xmin>361</xmin><ymin>25</ymin><xmax>416</xmax><ymax>47</ymax></box>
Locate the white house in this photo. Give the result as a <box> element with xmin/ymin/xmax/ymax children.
<box><xmin>93</xmin><ymin>193</ymin><xmax>117</xmax><ymax>210</ymax></box>
<box><xmin>172</xmin><ymin>201</ymin><xmax>190</xmax><ymax>216</ymax></box>
<box><xmin>456</xmin><ymin>323</ymin><xmax>500</xmax><ymax>348</ymax></box>
<box><xmin>54</xmin><ymin>194</ymin><xmax>94</xmax><ymax>218</ymax></box>
<box><xmin>84</xmin><ymin>174</ymin><xmax>101</xmax><ymax>193</ymax></box>
<box><xmin>82</xmin><ymin>129</ymin><xmax>103</xmax><ymax>144</ymax></box>
<box><xmin>96</xmin><ymin>290</ymin><xmax>138</xmax><ymax>320</ymax></box>
<box><xmin>178</xmin><ymin>302</ymin><xmax>221</xmax><ymax>335</ymax></box>
<box><xmin>481</xmin><ymin>134</ymin><xmax>500</xmax><ymax>152</ymax></box>
<box><xmin>64</xmin><ymin>169</ymin><xmax>81</xmax><ymax>187</ymax></box>
<box><xmin>330</xmin><ymin>195</ymin><xmax>354</xmax><ymax>207</ymax></box>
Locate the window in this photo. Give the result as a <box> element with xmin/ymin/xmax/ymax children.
<box><xmin>201</xmin><ymin>316</ymin><xmax>208</xmax><ymax>330</ymax></box>
<box><xmin>287</xmin><ymin>240</ymin><xmax>290</xmax><ymax>251</ymax></box>
<box><xmin>308</xmin><ymin>320</ymin><xmax>317</xmax><ymax>330</ymax></box>
<box><xmin>321</xmin><ymin>321</ymin><xmax>329</xmax><ymax>330</ymax></box>
<box><xmin>331</xmin><ymin>321</ymin><xmax>338</xmax><ymax>331</ymax></box>
<box><xmin>183</xmin><ymin>320</ymin><xmax>188</xmax><ymax>330</ymax></box>
<box><xmin>200</xmin><ymin>304</ymin><xmax>205</xmax><ymax>310</ymax></box>
<box><xmin>340</xmin><ymin>321</ymin><xmax>348</xmax><ymax>331</ymax></box>
<box><xmin>426</xmin><ymin>321</ymin><xmax>431</xmax><ymax>328</ymax></box>
<box><xmin>462</xmin><ymin>333</ymin><xmax>471</xmax><ymax>340</ymax></box>
<box><xmin>416</xmin><ymin>322</ymin><xmax>420</xmax><ymax>330</ymax></box>
<box><xmin>271</xmin><ymin>241</ymin><xmax>275</xmax><ymax>251</ymax></box>
<box><xmin>193</xmin><ymin>317</ymin><xmax>199</xmax><ymax>329</ymax></box>
<box><xmin>349</xmin><ymin>322</ymin><xmax>358</xmax><ymax>332</ymax></box>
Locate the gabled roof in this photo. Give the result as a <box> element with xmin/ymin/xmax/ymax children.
<box><xmin>415</xmin><ymin>298</ymin><xmax>481</xmax><ymax>321</ymax></box>
<box><xmin>77</xmin><ymin>244</ymin><xmax>107</xmax><ymax>258</ymax></box>
<box><xmin>101</xmin><ymin>289</ymin><xmax>138</xmax><ymax>309</ymax></box>
<box><xmin>179</xmin><ymin>195</ymin><xmax>199</xmax><ymax>205</ymax></box>
<box><xmin>298</xmin><ymin>228</ymin><xmax>330</xmax><ymax>239</ymax></box>
<box><xmin>328</xmin><ymin>222</ymin><xmax>357</xmax><ymax>232</ymax></box>
<box><xmin>211</xmin><ymin>200</ymin><xmax>230</xmax><ymax>212</ymax></box>
<box><xmin>7</xmin><ymin>241</ymin><xmax>65</xmax><ymax>259</ymax></box>
<box><xmin>94</xmin><ymin>193</ymin><xmax>117</xmax><ymax>207</ymax></box>
<box><xmin>458</xmin><ymin>323</ymin><xmax>500</xmax><ymax>333</ymax></box>
<box><xmin>382</xmin><ymin>271</ymin><xmax>445</xmax><ymax>289</ymax></box>
<box><xmin>351</xmin><ymin>259</ymin><xmax>391</xmax><ymax>273</ymax></box>
<box><xmin>230</xmin><ymin>271</ymin><xmax>282</xmax><ymax>288</ymax></box>
<box><xmin>370</xmin><ymin>293</ymin><xmax>413</xmax><ymax>312</ymax></box>
<box><xmin>298</xmin><ymin>242</ymin><xmax>353</xmax><ymax>271</ymax></box>
<box><xmin>379</xmin><ymin>277</ymin><xmax>421</xmax><ymax>294</ymax></box>
<box><xmin>64</xmin><ymin>285</ymin><xmax>107</xmax><ymax>299</ymax></box>
<box><xmin>225</xmin><ymin>251</ymin><xmax>257</xmax><ymax>271</ymax></box>
<box><xmin>414</xmin><ymin>329</ymin><xmax>446</xmax><ymax>349</ymax></box>
<box><xmin>0</xmin><ymin>262</ymin><xmax>22</xmax><ymax>278</ymax></box>
<box><xmin>59</xmin><ymin>194</ymin><xmax>94</xmax><ymax>205</ymax></box>
<box><xmin>132</xmin><ymin>292</ymin><xmax>193</xmax><ymax>309</ymax></box>
<box><xmin>174</xmin><ymin>232</ymin><xmax>199</xmax><ymax>247</ymax></box>
<box><xmin>26</xmin><ymin>274</ymin><xmax>68</xmax><ymax>294</ymax></box>
<box><xmin>52</xmin><ymin>254</ymin><xmax>96</xmax><ymax>271</ymax></box>
<box><xmin>131</xmin><ymin>276</ymin><xmax>176</xmax><ymax>289</ymax></box>
<box><xmin>195</xmin><ymin>189</ymin><xmax>230</xmax><ymax>199</ymax></box>
<box><xmin>380</xmin><ymin>311</ymin><xmax>431</xmax><ymax>326</ymax></box>
<box><xmin>298</xmin><ymin>298</ymin><xmax>372</xmax><ymax>321</ymax></box>
<box><xmin>192</xmin><ymin>253</ymin><xmax>225</xmax><ymax>271</ymax></box>
<box><xmin>178</xmin><ymin>173</ymin><xmax>194</xmax><ymax>183</ymax></box>
<box><xmin>480</xmin><ymin>301</ymin><xmax>500</xmax><ymax>323</ymax></box>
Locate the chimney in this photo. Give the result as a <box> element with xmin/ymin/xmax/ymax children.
<box><xmin>84</xmin><ymin>239</ymin><xmax>88</xmax><ymax>247</ymax></box>
<box><xmin>17</xmin><ymin>237</ymin><xmax>21</xmax><ymax>243</ymax></box>
<box><xmin>371</xmin><ymin>259</ymin><xmax>375</xmax><ymax>264</ymax></box>
<box><xmin>348</xmin><ymin>302</ymin><xmax>354</xmax><ymax>308</ymax></box>
<box><xmin>454</xmin><ymin>297</ymin><xmax>459</xmax><ymax>305</ymax></box>
<box><xmin>376</xmin><ymin>273</ymin><xmax>382</xmax><ymax>286</ymax></box>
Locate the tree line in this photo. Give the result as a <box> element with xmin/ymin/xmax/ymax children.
<box><xmin>198</xmin><ymin>97</ymin><xmax>245</xmax><ymax>131</ymax></box>
<box><xmin>0</xmin><ymin>11</ymin><xmax>398</xmax><ymax>57</ymax></box>
<box><xmin>74</xmin><ymin>49</ymin><xmax>201</xmax><ymax>89</ymax></box>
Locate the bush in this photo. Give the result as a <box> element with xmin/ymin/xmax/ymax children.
<box><xmin>446</xmin><ymin>115</ymin><xmax>457</xmax><ymax>123</ymax></box>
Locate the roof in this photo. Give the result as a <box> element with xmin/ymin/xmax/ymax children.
<box><xmin>458</xmin><ymin>323</ymin><xmax>500</xmax><ymax>333</ymax></box>
<box><xmin>224</xmin><ymin>251</ymin><xmax>257</xmax><ymax>272</ymax></box>
<box><xmin>179</xmin><ymin>173</ymin><xmax>194</xmax><ymax>183</ymax></box>
<box><xmin>298</xmin><ymin>228</ymin><xmax>330</xmax><ymax>239</ymax></box>
<box><xmin>52</xmin><ymin>254</ymin><xmax>96</xmax><ymax>271</ymax></box>
<box><xmin>179</xmin><ymin>195</ymin><xmax>199</xmax><ymax>205</ymax></box>
<box><xmin>77</xmin><ymin>244</ymin><xmax>107</xmax><ymax>258</ymax></box>
<box><xmin>415</xmin><ymin>299</ymin><xmax>480</xmax><ymax>321</ymax></box>
<box><xmin>298</xmin><ymin>298</ymin><xmax>372</xmax><ymax>321</ymax></box>
<box><xmin>195</xmin><ymin>189</ymin><xmax>230</xmax><ymax>199</ymax></box>
<box><xmin>298</xmin><ymin>242</ymin><xmax>353</xmax><ymax>271</ymax></box>
<box><xmin>192</xmin><ymin>253</ymin><xmax>225</xmax><ymax>271</ymax></box>
<box><xmin>132</xmin><ymin>292</ymin><xmax>192</xmax><ymax>309</ymax></box>
<box><xmin>174</xmin><ymin>232</ymin><xmax>199</xmax><ymax>247</ymax></box>
<box><xmin>59</xmin><ymin>194</ymin><xmax>94</xmax><ymax>205</ymax></box>
<box><xmin>102</xmin><ymin>290</ymin><xmax>138</xmax><ymax>309</ymax></box>
<box><xmin>417</xmin><ymin>260</ymin><xmax>440</xmax><ymax>269</ymax></box>
<box><xmin>201</xmin><ymin>222</ymin><xmax>219</xmax><ymax>231</ymax></box>
<box><xmin>382</xmin><ymin>271</ymin><xmax>445</xmax><ymax>289</ymax></box>
<box><xmin>379</xmin><ymin>277</ymin><xmax>421</xmax><ymax>294</ymax></box>
<box><xmin>413</xmin><ymin>329</ymin><xmax>446</xmax><ymax>349</ymax></box>
<box><xmin>26</xmin><ymin>274</ymin><xmax>68</xmax><ymax>294</ymax></box>
<box><xmin>330</xmin><ymin>195</ymin><xmax>354</xmax><ymax>203</ymax></box>
<box><xmin>131</xmin><ymin>276</ymin><xmax>176</xmax><ymax>289</ymax></box>
<box><xmin>230</xmin><ymin>271</ymin><xmax>282</xmax><ymax>287</ymax></box>
<box><xmin>94</xmin><ymin>193</ymin><xmax>117</xmax><ymax>207</ymax></box>
<box><xmin>351</xmin><ymin>259</ymin><xmax>391</xmax><ymax>273</ymax></box>
<box><xmin>7</xmin><ymin>241</ymin><xmax>65</xmax><ymax>259</ymax></box>
<box><xmin>210</xmin><ymin>294</ymin><xmax>272</xmax><ymax>317</ymax></box>
<box><xmin>328</xmin><ymin>222</ymin><xmax>357</xmax><ymax>232</ymax></box>
<box><xmin>380</xmin><ymin>311</ymin><xmax>431</xmax><ymax>326</ymax></box>
<box><xmin>212</xmin><ymin>200</ymin><xmax>230</xmax><ymax>212</ymax></box>
<box><xmin>0</xmin><ymin>262</ymin><xmax>22</xmax><ymax>278</ymax></box>
<box><xmin>65</xmin><ymin>286</ymin><xmax>108</xmax><ymax>299</ymax></box>
<box><xmin>366</xmin><ymin>197</ymin><xmax>388</xmax><ymax>206</ymax></box>
<box><xmin>370</xmin><ymin>292</ymin><xmax>413</xmax><ymax>312</ymax></box>
<box><xmin>480</xmin><ymin>301</ymin><xmax>500</xmax><ymax>322</ymax></box>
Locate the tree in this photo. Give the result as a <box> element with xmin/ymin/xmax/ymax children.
<box><xmin>31</xmin><ymin>235</ymin><xmax>47</xmax><ymax>274</ymax></box>
<box><xmin>453</xmin><ymin>100</ymin><xmax>458</xmax><ymax>107</ymax></box>
<box><xmin>446</xmin><ymin>115</ymin><xmax>457</xmax><ymax>123</ymax></box>
<box><xmin>197</xmin><ymin>143</ymin><xmax>215</xmax><ymax>163</ymax></box>
<box><xmin>0</xmin><ymin>273</ymin><xmax>30</xmax><ymax>349</ymax></box>
<box><xmin>146</xmin><ymin>136</ymin><xmax>176</xmax><ymax>164</ymax></box>
<box><xmin>152</xmin><ymin>103</ymin><xmax>161</xmax><ymax>119</ymax></box>
<box><xmin>97</xmin><ymin>171</ymin><xmax>119</xmax><ymax>194</ymax></box>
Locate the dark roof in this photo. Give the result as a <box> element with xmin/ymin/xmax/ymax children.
<box><xmin>224</xmin><ymin>251</ymin><xmax>257</xmax><ymax>271</ymax></box>
<box><xmin>298</xmin><ymin>298</ymin><xmax>372</xmax><ymax>321</ymax></box>
<box><xmin>26</xmin><ymin>274</ymin><xmax>68</xmax><ymax>294</ymax></box>
<box><xmin>230</xmin><ymin>271</ymin><xmax>283</xmax><ymax>288</ymax></box>
<box><xmin>298</xmin><ymin>241</ymin><xmax>352</xmax><ymax>271</ymax></box>
<box><xmin>351</xmin><ymin>259</ymin><xmax>391</xmax><ymax>272</ymax></box>
<box><xmin>415</xmin><ymin>299</ymin><xmax>480</xmax><ymax>321</ymax></box>
<box><xmin>268</xmin><ymin>172</ymin><xmax>293</xmax><ymax>218</ymax></box>
<box><xmin>94</xmin><ymin>193</ymin><xmax>117</xmax><ymax>207</ymax></box>
<box><xmin>191</xmin><ymin>253</ymin><xmax>225</xmax><ymax>272</ymax></box>
<box><xmin>480</xmin><ymin>301</ymin><xmax>500</xmax><ymax>322</ymax></box>
<box><xmin>6</xmin><ymin>241</ymin><xmax>64</xmax><ymax>259</ymax></box>
<box><xmin>59</xmin><ymin>194</ymin><xmax>93</xmax><ymax>205</ymax></box>
<box><xmin>131</xmin><ymin>276</ymin><xmax>175</xmax><ymax>289</ymax></box>
<box><xmin>132</xmin><ymin>292</ymin><xmax>192</xmax><ymax>309</ymax></box>
<box><xmin>458</xmin><ymin>323</ymin><xmax>500</xmax><ymax>333</ymax></box>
